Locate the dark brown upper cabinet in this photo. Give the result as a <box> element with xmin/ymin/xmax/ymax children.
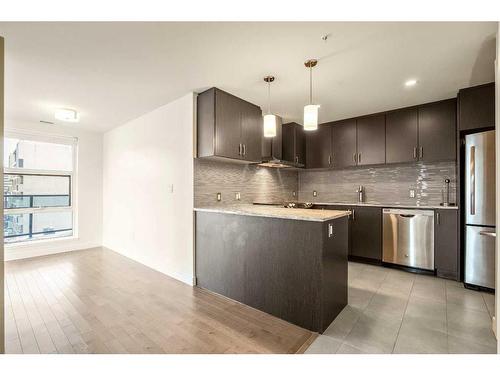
<box><xmin>306</xmin><ymin>122</ymin><xmax>333</xmax><ymax>169</ymax></box>
<box><xmin>197</xmin><ymin>87</ymin><xmax>263</xmax><ymax>162</ymax></box>
<box><xmin>458</xmin><ymin>82</ymin><xmax>495</xmax><ymax>131</ymax></box>
<box><xmin>332</xmin><ymin>119</ymin><xmax>357</xmax><ymax>169</ymax></box>
<box><xmin>417</xmin><ymin>99</ymin><xmax>456</xmax><ymax>162</ymax></box>
<box><xmin>385</xmin><ymin>107</ymin><xmax>418</xmax><ymax>164</ymax></box>
<box><xmin>356</xmin><ymin>114</ymin><xmax>386</xmax><ymax>166</ymax></box>
<box><xmin>282</xmin><ymin>122</ymin><xmax>306</xmax><ymax>166</ymax></box>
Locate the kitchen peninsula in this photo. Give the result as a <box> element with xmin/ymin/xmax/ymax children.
<box><xmin>194</xmin><ymin>205</ymin><xmax>350</xmax><ymax>333</ymax></box>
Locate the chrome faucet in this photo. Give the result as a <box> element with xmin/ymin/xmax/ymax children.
<box><xmin>356</xmin><ymin>185</ymin><xmax>364</xmax><ymax>203</ymax></box>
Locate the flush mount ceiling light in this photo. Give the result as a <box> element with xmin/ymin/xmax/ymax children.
<box><xmin>303</xmin><ymin>59</ymin><xmax>320</xmax><ymax>131</ymax></box>
<box><xmin>405</xmin><ymin>79</ymin><xmax>418</xmax><ymax>87</ymax></box>
<box><xmin>55</xmin><ymin>108</ymin><xmax>79</xmax><ymax>122</ymax></box>
<box><xmin>263</xmin><ymin>75</ymin><xmax>277</xmax><ymax>138</ymax></box>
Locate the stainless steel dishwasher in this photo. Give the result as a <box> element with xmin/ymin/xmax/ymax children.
<box><xmin>382</xmin><ymin>208</ymin><xmax>435</xmax><ymax>270</ymax></box>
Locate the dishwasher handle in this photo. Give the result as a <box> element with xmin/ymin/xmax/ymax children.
<box><xmin>399</xmin><ymin>214</ymin><xmax>415</xmax><ymax>218</ymax></box>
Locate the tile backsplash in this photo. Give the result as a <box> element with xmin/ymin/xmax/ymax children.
<box><xmin>194</xmin><ymin>158</ymin><xmax>298</xmax><ymax>207</ymax></box>
<box><xmin>298</xmin><ymin>161</ymin><xmax>457</xmax><ymax>206</ymax></box>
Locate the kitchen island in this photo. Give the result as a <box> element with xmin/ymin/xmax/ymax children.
<box><xmin>194</xmin><ymin>205</ymin><xmax>350</xmax><ymax>333</ymax></box>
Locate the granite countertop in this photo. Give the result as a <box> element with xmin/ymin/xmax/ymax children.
<box><xmin>194</xmin><ymin>204</ymin><xmax>350</xmax><ymax>222</ymax></box>
<box><xmin>312</xmin><ymin>202</ymin><xmax>459</xmax><ymax>210</ymax></box>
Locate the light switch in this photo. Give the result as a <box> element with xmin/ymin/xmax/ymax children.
<box><xmin>168</xmin><ymin>184</ymin><xmax>174</xmax><ymax>193</ymax></box>
<box><xmin>409</xmin><ymin>189</ymin><xmax>415</xmax><ymax>198</ymax></box>
<box><xmin>235</xmin><ymin>192</ymin><xmax>241</xmax><ymax>201</ymax></box>
<box><xmin>216</xmin><ymin>192</ymin><xmax>222</xmax><ymax>201</ymax></box>
<box><xmin>313</xmin><ymin>190</ymin><xmax>318</xmax><ymax>197</ymax></box>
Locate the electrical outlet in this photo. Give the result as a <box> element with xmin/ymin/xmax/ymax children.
<box><xmin>235</xmin><ymin>192</ymin><xmax>241</xmax><ymax>201</ymax></box>
<box><xmin>216</xmin><ymin>192</ymin><xmax>222</xmax><ymax>201</ymax></box>
<box><xmin>292</xmin><ymin>191</ymin><xmax>296</xmax><ymax>198</ymax></box>
<box><xmin>409</xmin><ymin>189</ymin><xmax>415</xmax><ymax>198</ymax></box>
<box><xmin>313</xmin><ymin>190</ymin><xmax>318</xmax><ymax>197</ymax></box>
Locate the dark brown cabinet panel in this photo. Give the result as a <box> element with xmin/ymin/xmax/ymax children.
<box><xmin>418</xmin><ymin>99</ymin><xmax>456</xmax><ymax>162</ymax></box>
<box><xmin>332</xmin><ymin>119</ymin><xmax>357</xmax><ymax>169</ymax></box>
<box><xmin>386</xmin><ymin>108</ymin><xmax>418</xmax><ymax>164</ymax></box>
<box><xmin>356</xmin><ymin>114</ymin><xmax>386</xmax><ymax>166</ymax></box>
<box><xmin>458</xmin><ymin>83</ymin><xmax>495</xmax><ymax>131</ymax></box>
<box><xmin>214</xmin><ymin>89</ymin><xmax>242</xmax><ymax>159</ymax></box>
<box><xmin>282</xmin><ymin>122</ymin><xmax>306</xmax><ymax>166</ymax></box>
<box><xmin>350</xmin><ymin>206</ymin><xmax>382</xmax><ymax>262</ymax></box>
<box><xmin>435</xmin><ymin>209</ymin><xmax>459</xmax><ymax>280</ymax></box>
<box><xmin>197</xmin><ymin>87</ymin><xmax>262</xmax><ymax>162</ymax></box>
<box><xmin>306</xmin><ymin>123</ymin><xmax>333</xmax><ymax>168</ymax></box>
<box><xmin>241</xmin><ymin>104</ymin><xmax>264</xmax><ymax>162</ymax></box>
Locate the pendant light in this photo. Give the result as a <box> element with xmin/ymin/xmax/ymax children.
<box><xmin>303</xmin><ymin>59</ymin><xmax>320</xmax><ymax>131</ymax></box>
<box><xmin>263</xmin><ymin>75</ymin><xmax>277</xmax><ymax>138</ymax></box>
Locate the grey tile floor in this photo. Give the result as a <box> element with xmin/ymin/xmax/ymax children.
<box><xmin>306</xmin><ymin>262</ymin><xmax>497</xmax><ymax>354</ymax></box>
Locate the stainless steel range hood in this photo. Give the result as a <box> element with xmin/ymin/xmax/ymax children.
<box><xmin>257</xmin><ymin>158</ymin><xmax>304</xmax><ymax>169</ymax></box>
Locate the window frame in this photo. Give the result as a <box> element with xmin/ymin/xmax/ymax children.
<box><xmin>4</xmin><ymin>130</ymin><xmax>78</xmax><ymax>246</ymax></box>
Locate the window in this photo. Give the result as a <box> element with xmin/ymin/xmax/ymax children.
<box><xmin>3</xmin><ymin>132</ymin><xmax>76</xmax><ymax>244</ymax></box>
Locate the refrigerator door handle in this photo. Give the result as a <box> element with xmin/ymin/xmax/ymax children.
<box><xmin>470</xmin><ymin>145</ymin><xmax>475</xmax><ymax>215</ymax></box>
<box><xmin>479</xmin><ymin>231</ymin><xmax>496</xmax><ymax>238</ymax></box>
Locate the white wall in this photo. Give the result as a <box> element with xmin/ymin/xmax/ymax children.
<box><xmin>4</xmin><ymin>121</ymin><xmax>103</xmax><ymax>260</ymax></box>
<box><xmin>102</xmin><ymin>93</ymin><xmax>195</xmax><ymax>285</ymax></box>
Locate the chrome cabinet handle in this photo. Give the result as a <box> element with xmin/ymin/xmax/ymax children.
<box><xmin>328</xmin><ymin>223</ymin><xmax>334</xmax><ymax>238</ymax></box>
<box><xmin>351</xmin><ymin>208</ymin><xmax>355</xmax><ymax>221</ymax></box>
<box><xmin>436</xmin><ymin>212</ymin><xmax>440</xmax><ymax>225</ymax></box>
<box><xmin>470</xmin><ymin>146</ymin><xmax>475</xmax><ymax>215</ymax></box>
<box><xmin>238</xmin><ymin>143</ymin><xmax>242</xmax><ymax>156</ymax></box>
<box><xmin>328</xmin><ymin>155</ymin><xmax>332</xmax><ymax>165</ymax></box>
<box><xmin>419</xmin><ymin>147</ymin><xmax>423</xmax><ymax>159</ymax></box>
<box><xmin>353</xmin><ymin>153</ymin><xmax>357</xmax><ymax>163</ymax></box>
<box><xmin>358</xmin><ymin>153</ymin><xmax>361</xmax><ymax>163</ymax></box>
<box><xmin>413</xmin><ymin>147</ymin><xmax>417</xmax><ymax>159</ymax></box>
<box><xmin>479</xmin><ymin>231</ymin><xmax>496</xmax><ymax>238</ymax></box>
<box><xmin>242</xmin><ymin>143</ymin><xmax>246</xmax><ymax>156</ymax></box>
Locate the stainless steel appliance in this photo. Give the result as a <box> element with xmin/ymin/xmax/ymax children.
<box><xmin>383</xmin><ymin>208</ymin><xmax>435</xmax><ymax>270</ymax></box>
<box><xmin>465</xmin><ymin>130</ymin><xmax>496</xmax><ymax>289</ymax></box>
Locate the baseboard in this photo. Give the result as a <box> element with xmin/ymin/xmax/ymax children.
<box><xmin>4</xmin><ymin>239</ymin><xmax>101</xmax><ymax>261</ymax></box>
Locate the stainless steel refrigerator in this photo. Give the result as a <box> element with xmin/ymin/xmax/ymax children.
<box><xmin>465</xmin><ymin>130</ymin><xmax>496</xmax><ymax>289</ymax></box>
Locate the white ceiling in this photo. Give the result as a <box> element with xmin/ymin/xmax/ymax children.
<box><xmin>0</xmin><ymin>22</ymin><xmax>497</xmax><ymax>133</ymax></box>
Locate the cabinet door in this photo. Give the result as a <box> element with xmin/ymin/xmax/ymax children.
<box><xmin>350</xmin><ymin>206</ymin><xmax>382</xmax><ymax>261</ymax></box>
<box><xmin>241</xmin><ymin>103</ymin><xmax>263</xmax><ymax>162</ymax></box>
<box><xmin>214</xmin><ymin>89</ymin><xmax>242</xmax><ymax>159</ymax></box>
<box><xmin>332</xmin><ymin>119</ymin><xmax>357</xmax><ymax>169</ymax></box>
<box><xmin>435</xmin><ymin>209</ymin><xmax>459</xmax><ymax>280</ymax></box>
<box><xmin>418</xmin><ymin>99</ymin><xmax>456</xmax><ymax>162</ymax></box>
<box><xmin>295</xmin><ymin>123</ymin><xmax>306</xmax><ymax>165</ymax></box>
<box><xmin>458</xmin><ymin>83</ymin><xmax>495</xmax><ymax>131</ymax></box>
<box><xmin>356</xmin><ymin>114</ymin><xmax>386</xmax><ymax>166</ymax></box>
<box><xmin>386</xmin><ymin>108</ymin><xmax>418</xmax><ymax>164</ymax></box>
<box><xmin>282</xmin><ymin>123</ymin><xmax>296</xmax><ymax>163</ymax></box>
<box><xmin>306</xmin><ymin>122</ymin><xmax>332</xmax><ymax>168</ymax></box>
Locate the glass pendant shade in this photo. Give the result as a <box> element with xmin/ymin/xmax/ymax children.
<box><xmin>263</xmin><ymin>114</ymin><xmax>277</xmax><ymax>137</ymax></box>
<box><xmin>303</xmin><ymin>104</ymin><xmax>320</xmax><ymax>131</ymax></box>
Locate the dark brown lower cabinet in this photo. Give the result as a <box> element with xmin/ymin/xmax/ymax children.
<box><xmin>195</xmin><ymin>211</ymin><xmax>349</xmax><ymax>333</ymax></box>
<box><xmin>350</xmin><ymin>206</ymin><xmax>382</xmax><ymax>262</ymax></box>
<box><xmin>434</xmin><ymin>209</ymin><xmax>459</xmax><ymax>280</ymax></box>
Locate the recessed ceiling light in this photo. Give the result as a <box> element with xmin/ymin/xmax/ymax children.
<box><xmin>55</xmin><ymin>108</ymin><xmax>79</xmax><ymax>122</ymax></box>
<box><xmin>405</xmin><ymin>79</ymin><xmax>418</xmax><ymax>87</ymax></box>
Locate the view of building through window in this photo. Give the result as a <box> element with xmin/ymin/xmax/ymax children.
<box><xmin>3</xmin><ymin>134</ymin><xmax>75</xmax><ymax>244</ymax></box>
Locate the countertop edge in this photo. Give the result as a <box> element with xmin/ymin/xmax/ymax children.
<box><xmin>194</xmin><ymin>207</ymin><xmax>350</xmax><ymax>222</ymax></box>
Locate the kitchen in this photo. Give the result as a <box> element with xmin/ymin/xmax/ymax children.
<box><xmin>193</xmin><ymin>76</ymin><xmax>497</xmax><ymax>352</ymax></box>
<box><xmin>0</xmin><ymin>20</ymin><xmax>498</xmax><ymax>359</ymax></box>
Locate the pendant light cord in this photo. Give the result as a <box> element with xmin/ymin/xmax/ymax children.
<box><xmin>309</xmin><ymin>65</ymin><xmax>313</xmax><ymax>105</ymax></box>
<box><xmin>267</xmin><ymin>81</ymin><xmax>271</xmax><ymax>114</ymax></box>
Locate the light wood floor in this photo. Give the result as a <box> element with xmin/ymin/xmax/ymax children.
<box><xmin>4</xmin><ymin>247</ymin><xmax>314</xmax><ymax>354</ymax></box>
